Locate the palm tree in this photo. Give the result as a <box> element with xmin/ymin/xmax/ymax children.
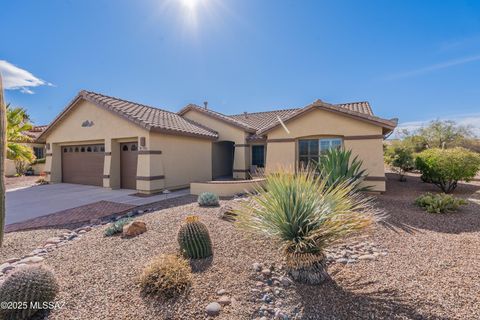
<box><xmin>235</xmin><ymin>168</ymin><xmax>381</xmax><ymax>284</ymax></box>
<box><xmin>0</xmin><ymin>72</ymin><xmax>6</xmax><ymax>246</ymax></box>
<box><xmin>6</xmin><ymin>106</ymin><xmax>35</xmax><ymax>174</ymax></box>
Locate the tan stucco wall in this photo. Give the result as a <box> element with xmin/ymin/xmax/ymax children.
<box><xmin>265</xmin><ymin>108</ymin><xmax>386</xmax><ymax>191</ymax></box>
<box><xmin>191</xmin><ymin>178</ymin><xmax>265</xmax><ymax>197</ymax></box>
<box><xmin>43</xmin><ymin>100</ymin><xmax>150</xmax><ymax>187</ymax></box>
<box><xmin>182</xmin><ymin>109</ymin><xmax>250</xmax><ymax>179</ymax></box>
<box><xmin>148</xmin><ymin>132</ymin><xmax>212</xmax><ymax>192</ymax></box>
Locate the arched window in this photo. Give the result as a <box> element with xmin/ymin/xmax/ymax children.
<box><xmin>131</xmin><ymin>144</ymin><xmax>138</xmax><ymax>151</ymax></box>
<box><xmin>87</xmin><ymin>147</ymin><xmax>92</xmax><ymax>152</ymax></box>
<box><xmin>100</xmin><ymin>146</ymin><xmax>105</xmax><ymax>152</ymax></box>
<box><xmin>80</xmin><ymin>147</ymin><xmax>85</xmax><ymax>152</ymax></box>
<box><xmin>93</xmin><ymin>146</ymin><xmax>98</xmax><ymax>152</ymax></box>
<box><xmin>75</xmin><ymin>147</ymin><xmax>79</xmax><ymax>152</ymax></box>
<box><xmin>63</xmin><ymin>148</ymin><xmax>68</xmax><ymax>153</ymax></box>
<box><xmin>122</xmin><ymin>145</ymin><xmax>129</xmax><ymax>151</ymax></box>
<box><xmin>69</xmin><ymin>147</ymin><xmax>73</xmax><ymax>152</ymax></box>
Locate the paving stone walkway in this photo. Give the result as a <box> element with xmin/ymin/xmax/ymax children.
<box><xmin>5</xmin><ymin>201</ymin><xmax>136</xmax><ymax>233</ymax></box>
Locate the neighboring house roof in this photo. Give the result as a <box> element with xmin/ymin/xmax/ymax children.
<box><xmin>38</xmin><ymin>91</ymin><xmax>219</xmax><ymax>141</ymax></box>
<box><xmin>178</xmin><ymin>104</ymin><xmax>257</xmax><ymax>133</ymax></box>
<box><xmin>26</xmin><ymin>125</ymin><xmax>48</xmax><ymax>140</ymax></box>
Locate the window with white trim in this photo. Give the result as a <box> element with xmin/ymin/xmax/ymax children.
<box><xmin>298</xmin><ymin>138</ymin><xmax>342</xmax><ymax>167</ymax></box>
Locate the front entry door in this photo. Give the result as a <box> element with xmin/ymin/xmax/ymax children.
<box><xmin>120</xmin><ymin>142</ymin><xmax>138</xmax><ymax>189</ymax></box>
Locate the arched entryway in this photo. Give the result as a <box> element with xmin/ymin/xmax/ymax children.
<box><xmin>212</xmin><ymin>141</ymin><xmax>234</xmax><ymax>180</ymax></box>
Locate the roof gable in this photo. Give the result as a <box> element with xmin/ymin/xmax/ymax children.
<box><xmin>38</xmin><ymin>91</ymin><xmax>218</xmax><ymax>141</ymax></box>
<box><xmin>178</xmin><ymin>104</ymin><xmax>257</xmax><ymax>133</ymax></box>
<box><xmin>256</xmin><ymin>100</ymin><xmax>397</xmax><ymax>136</ymax></box>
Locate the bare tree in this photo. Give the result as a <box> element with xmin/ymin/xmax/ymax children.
<box><xmin>0</xmin><ymin>72</ymin><xmax>5</xmax><ymax>246</ymax></box>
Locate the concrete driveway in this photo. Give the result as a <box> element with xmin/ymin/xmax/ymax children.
<box><xmin>6</xmin><ymin>183</ymin><xmax>189</xmax><ymax>225</ymax></box>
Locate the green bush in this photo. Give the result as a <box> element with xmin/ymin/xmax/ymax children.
<box><xmin>316</xmin><ymin>148</ymin><xmax>369</xmax><ymax>192</ymax></box>
<box><xmin>104</xmin><ymin>217</ymin><xmax>132</xmax><ymax>236</ymax></box>
<box><xmin>139</xmin><ymin>254</ymin><xmax>192</xmax><ymax>299</ymax></box>
<box><xmin>415</xmin><ymin>147</ymin><xmax>480</xmax><ymax>193</ymax></box>
<box><xmin>384</xmin><ymin>142</ymin><xmax>415</xmax><ymax>181</ymax></box>
<box><xmin>197</xmin><ymin>192</ymin><xmax>219</xmax><ymax>207</ymax></box>
<box><xmin>0</xmin><ymin>265</ymin><xmax>59</xmax><ymax>320</ymax></box>
<box><xmin>415</xmin><ymin>193</ymin><xmax>468</xmax><ymax>213</ymax></box>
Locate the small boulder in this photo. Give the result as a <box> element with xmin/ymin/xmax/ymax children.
<box><xmin>253</xmin><ymin>262</ymin><xmax>262</xmax><ymax>272</ymax></box>
<box><xmin>206</xmin><ymin>302</ymin><xmax>221</xmax><ymax>316</ymax></box>
<box><xmin>217</xmin><ymin>296</ymin><xmax>231</xmax><ymax>306</ymax></box>
<box><xmin>45</xmin><ymin>237</ymin><xmax>62</xmax><ymax>245</ymax></box>
<box><xmin>217</xmin><ymin>289</ymin><xmax>227</xmax><ymax>295</ymax></box>
<box><xmin>122</xmin><ymin>221</ymin><xmax>147</xmax><ymax>237</ymax></box>
<box><xmin>217</xmin><ymin>205</ymin><xmax>235</xmax><ymax>220</ymax></box>
<box><xmin>0</xmin><ymin>263</ymin><xmax>13</xmax><ymax>273</ymax></box>
<box><xmin>358</xmin><ymin>254</ymin><xmax>376</xmax><ymax>261</ymax></box>
<box><xmin>19</xmin><ymin>256</ymin><xmax>44</xmax><ymax>264</ymax></box>
<box><xmin>261</xmin><ymin>269</ymin><xmax>271</xmax><ymax>276</ymax></box>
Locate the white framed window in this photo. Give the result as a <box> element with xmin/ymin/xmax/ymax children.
<box><xmin>298</xmin><ymin>138</ymin><xmax>342</xmax><ymax>167</ymax></box>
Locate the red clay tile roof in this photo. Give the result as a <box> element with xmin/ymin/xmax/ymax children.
<box><xmin>178</xmin><ymin>104</ymin><xmax>257</xmax><ymax>132</ymax></box>
<box><xmin>38</xmin><ymin>91</ymin><xmax>218</xmax><ymax>141</ymax></box>
<box><xmin>25</xmin><ymin>125</ymin><xmax>48</xmax><ymax>139</ymax></box>
<box><xmin>230</xmin><ymin>108</ymin><xmax>300</xmax><ymax>132</ymax></box>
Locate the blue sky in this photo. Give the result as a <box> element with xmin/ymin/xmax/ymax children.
<box><xmin>1</xmin><ymin>0</ymin><xmax>480</xmax><ymax>135</ymax></box>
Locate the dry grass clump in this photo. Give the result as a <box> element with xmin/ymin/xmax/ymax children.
<box><xmin>139</xmin><ymin>254</ymin><xmax>192</xmax><ymax>299</ymax></box>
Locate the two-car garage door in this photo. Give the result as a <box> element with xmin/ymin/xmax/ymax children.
<box><xmin>62</xmin><ymin>144</ymin><xmax>105</xmax><ymax>186</ymax></box>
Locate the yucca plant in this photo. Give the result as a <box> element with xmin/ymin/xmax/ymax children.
<box><xmin>316</xmin><ymin>148</ymin><xmax>370</xmax><ymax>192</ymax></box>
<box><xmin>235</xmin><ymin>168</ymin><xmax>380</xmax><ymax>284</ymax></box>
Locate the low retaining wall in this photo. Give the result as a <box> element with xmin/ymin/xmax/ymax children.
<box><xmin>190</xmin><ymin>178</ymin><xmax>266</xmax><ymax>197</ymax></box>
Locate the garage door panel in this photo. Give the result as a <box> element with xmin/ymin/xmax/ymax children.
<box><xmin>62</xmin><ymin>145</ymin><xmax>104</xmax><ymax>186</ymax></box>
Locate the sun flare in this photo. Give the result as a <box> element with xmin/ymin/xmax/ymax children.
<box><xmin>180</xmin><ymin>0</ymin><xmax>201</xmax><ymax>11</ymax></box>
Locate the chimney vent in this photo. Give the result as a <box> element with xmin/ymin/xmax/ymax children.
<box><xmin>203</xmin><ymin>101</ymin><xmax>208</xmax><ymax>109</ymax></box>
<box><xmin>244</xmin><ymin>111</ymin><xmax>248</xmax><ymax>118</ymax></box>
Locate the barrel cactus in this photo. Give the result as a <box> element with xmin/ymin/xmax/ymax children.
<box><xmin>0</xmin><ymin>265</ymin><xmax>59</xmax><ymax>320</ymax></box>
<box><xmin>178</xmin><ymin>215</ymin><xmax>213</xmax><ymax>259</ymax></box>
<box><xmin>197</xmin><ymin>192</ymin><xmax>219</xmax><ymax>207</ymax></box>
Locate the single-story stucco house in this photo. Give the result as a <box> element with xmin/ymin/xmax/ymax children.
<box><xmin>37</xmin><ymin>90</ymin><xmax>397</xmax><ymax>193</ymax></box>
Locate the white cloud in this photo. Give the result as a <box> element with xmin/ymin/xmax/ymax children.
<box><xmin>0</xmin><ymin>60</ymin><xmax>53</xmax><ymax>94</ymax></box>
<box><xmin>393</xmin><ymin>113</ymin><xmax>480</xmax><ymax>138</ymax></box>
<box><xmin>385</xmin><ymin>54</ymin><xmax>480</xmax><ymax>80</ymax></box>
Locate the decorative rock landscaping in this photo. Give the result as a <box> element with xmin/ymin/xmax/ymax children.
<box><xmin>325</xmin><ymin>240</ymin><xmax>388</xmax><ymax>265</ymax></box>
<box><xmin>0</xmin><ymin>225</ymin><xmax>95</xmax><ymax>285</ymax></box>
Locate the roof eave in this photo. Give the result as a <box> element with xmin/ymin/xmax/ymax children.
<box><xmin>150</xmin><ymin>127</ymin><xmax>218</xmax><ymax>140</ymax></box>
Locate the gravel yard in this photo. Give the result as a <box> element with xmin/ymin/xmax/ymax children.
<box><xmin>2</xmin><ymin>173</ymin><xmax>480</xmax><ymax>319</ymax></box>
<box><xmin>5</xmin><ymin>175</ymin><xmax>40</xmax><ymax>191</ymax></box>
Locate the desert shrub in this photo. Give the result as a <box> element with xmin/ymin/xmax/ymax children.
<box><xmin>36</xmin><ymin>177</ymin><xmax>48</xmax><ymax>185</ymax></box>
<box><xmin>197</xmin><ymin>192</ymin><xmax>219</xmax><ymax>207</ymax></box>
<box><xmin>0</xmin><ymin>265</ymin><xmax>59</xmax><ymax>320</ymax></box>
<box><xmin>316</xmin><ymin>148</ymin><xmax>369</xmax><ymax>192</ymax></box>
<box><xmin>384</xmin><ymin>141</ymin><xmax>415</xmax><ymax>181</ymax></box>
<box><xmin>139</xmin><ymin>254</ymin><xmax>192</xmax><ymax>299</ymax></box>
<box><xmin>415</xmin><ymin>147</ymin><xmax>480</xmax><ymax>193</ymax></box>
<box><xmin>178</xmin><ymin>215</ymin><xmax>213</xmax><ymax>259</ymax></box>
<box><xmin>235</xmin><ymin>168</ymin><xmax>380</xmax><ymax>284</ymax></box>
<box><xmin>104</xmin><ymin>217</ymin><xmax>132</xmax><ymax>237</ymax></box>
<box><xmin>415</xmin><ymin>193</ymin><xmax>468</xmax><ymax>213</ymax></box>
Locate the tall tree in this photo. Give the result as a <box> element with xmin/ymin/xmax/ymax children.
<box><xmin>6</xmin><ymin>106</ymin><xmax>35</xmax><ymax>174</ymax></box>
<box><xmin>417</xmin><ymin>120</ymin><xmax>474</xmax><ymax>149</ymax></box>
<box><xmin>0</xmin><ymin>72</ymin><xmax>6</xmax><ymax>246</ymax></box>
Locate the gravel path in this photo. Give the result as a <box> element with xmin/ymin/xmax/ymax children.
<box><xmin>3</xmin><ymin>174</ymin><xmax>480</xmax><ymax>319</ymax></box>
